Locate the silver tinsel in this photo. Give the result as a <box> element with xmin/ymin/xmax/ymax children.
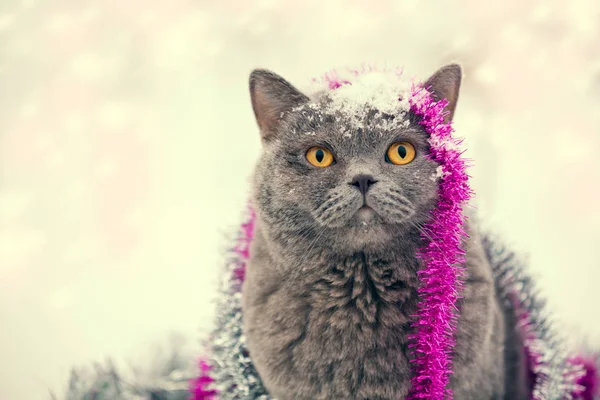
<box><xmin>58</xmin><ymin>335</ymin><xmax>198</xmax><ymax>400</ymax></box>
<box><xmin>482</xmin><ymin>233</ymin><xmax>586</xmax><ymax>399</ymax></box>
<box><xmin>201</xmin><ymin>227</ymin><xmax>272</xmax><ymax>400</ymax></box>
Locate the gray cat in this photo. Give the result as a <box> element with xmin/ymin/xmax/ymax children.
<box><xmin>241</xmin><ymin>65</ymin><xmax>528</xmax><ymax>400</ymax></box>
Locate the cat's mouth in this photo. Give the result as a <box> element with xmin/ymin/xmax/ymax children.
<box><xmin>354</xmin><ymin>204</ymin><xmax>381</xmax><ymax>224</ymax></box>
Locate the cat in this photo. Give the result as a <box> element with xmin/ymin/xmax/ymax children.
<box><xmin>241</xmin><ymin>65</ymin><xmax>529</xmax><ymax>400</ymax></box>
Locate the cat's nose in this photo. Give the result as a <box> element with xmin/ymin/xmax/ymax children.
<box><xmin>350</xmin><ymin>175</ymin><xmax>378</xmax><ymax>195</ymax></box>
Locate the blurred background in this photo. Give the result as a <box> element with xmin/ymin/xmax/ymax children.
<box><xmin>0</xmin><ymin>0</ymin><xmax>599</xmax><ymax>398</ymax></box>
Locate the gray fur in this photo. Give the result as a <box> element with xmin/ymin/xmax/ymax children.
<box><xmin>242</xmin><ymin>66</ymin><xmax>528</xmax><ymax>399</ymax></box>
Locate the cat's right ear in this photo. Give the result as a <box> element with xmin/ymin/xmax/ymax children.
<box><xmin>424</xmin><ymin>64</ymin><xmax>462</xmax><ymax>123</ymax></box>
<box><xmin>249</xmin><ymin>69</ymin><xmax>309</xmax><ymax>141</ymax></box>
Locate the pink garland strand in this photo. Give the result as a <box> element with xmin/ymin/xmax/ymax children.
<box><xmin>406</xmin><ymin>86</ymin><xmax>472</xmax><ymax>399</ymax></box>
<box><xmin>568</xmin><ymin>355</ymin><xmax>599</xmax><ymax>400</ymax></box>
<box><xmin>190</xmin><ymin>360</ymin><xmax>218</xmax><ymax>399</ymax></box>
<box><xmin>232</xmin><ymin>207</ymin><xmax>256</xmax><ymax>281</ymax></box>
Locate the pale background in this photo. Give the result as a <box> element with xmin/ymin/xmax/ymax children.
<box><xmin>1</xmin><ymin>0</ymin><xmax>599</xmax><ymax>399</ymax></box>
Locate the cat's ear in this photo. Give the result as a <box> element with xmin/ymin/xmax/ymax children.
<box><xmin>249</xmin><ymin>69</ymin><xmax>309</xmax><ymax>140</ymax></box>
<box><xmin>424</xmin><ymin>64</ymin><xmax>462</xmax><ymax>122</ymax></box>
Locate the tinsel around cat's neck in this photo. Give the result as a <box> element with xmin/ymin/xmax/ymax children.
<box><xmin>190</xmin><ymin>68</ymin><xmax>598</xmax><ymax>400</ymax></box>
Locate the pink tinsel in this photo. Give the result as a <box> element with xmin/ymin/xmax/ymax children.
<box><xmin>189</xmin><ymin>360</ymin><xmax>218</xmax><ymax>400</ymax></box>
<box><xmin>406</xmin><ymin>85</ymin><xmax>472</xmax><ymax>399</ymax></box>
<box><xmin>568</xmin><ymin>355</ymin><xmax>599</xmax><ymax>400</ymax></box>
<box><xmin>232</xmin><ymin>207</ymin><xmax>256</xmax><ymax>281</ymax></box>
<box><xmin>322</xmin><ymin>71</ymin><xmax>351</xmax><ymax>90</ymax></box>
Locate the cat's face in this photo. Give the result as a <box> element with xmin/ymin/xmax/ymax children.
<box><xmin>249</xmin><ymin>67</ymin><xmax>461</xmax><ymax>253</ymax></box>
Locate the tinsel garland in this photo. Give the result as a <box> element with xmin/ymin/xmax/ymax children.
<box><xmin>404</xmin><ymin>84</ymin><xmax>471</xmax><ymax>399</ymax></box>
<box><xmin>569</xmin><ymin>355</ymin><xmax>600</xmax><ymax>400</ymax></box>
<box><xmin>481</xmin><ymin>234</ymin><xmax>592</xmax><ymax>399</ymax></box>
<box><xmin>190</xmin><ymin>207</ymin><xmax>269</xmax><ymax>400</ymax></box>
<box><xmin>189</xmin><ymin>207</ymin><xmax>270</xmax><ymax>400</ymax></box>
<box><xmin>58</xmin><ymin>336</ymin><xmax>197</xmax><ymax>400</ymax></box>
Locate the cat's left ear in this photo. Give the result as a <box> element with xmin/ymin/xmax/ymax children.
<box><xmin>249</xmin><ymin>69</ymin><xmax>310</xmax><ymax>141</ymax></box>
<box><xmin>424</xmin><ymin>64</ymin><xmax>462</xmax><ymax>122</ymax></box>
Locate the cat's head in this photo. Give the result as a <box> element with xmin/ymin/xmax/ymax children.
<box><xmin>249</xmin><ymin>65</ymin><xmax>462</xmax><ymax>253</ymax></box>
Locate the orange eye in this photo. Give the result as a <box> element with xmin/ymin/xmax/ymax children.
<box><xmin>386</xmin><ymin>142</ymin><xmax>416</xmax><ymax>165</ymax></box>
<box><xmin>306</xmin><ymin>147</ymin><xmax>334</xmax><ymax>167</ymax></box>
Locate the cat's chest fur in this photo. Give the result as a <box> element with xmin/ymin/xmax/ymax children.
<box><xmin>242</xmin><ymin>237</ymin><xmax>421</xmax><ymax>400</ymax></box>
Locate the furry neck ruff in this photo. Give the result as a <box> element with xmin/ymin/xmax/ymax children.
<box><xmin>192</xmin><ymin>67</ymin><xmax>599</xmax><ymax>400</ymax></box>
